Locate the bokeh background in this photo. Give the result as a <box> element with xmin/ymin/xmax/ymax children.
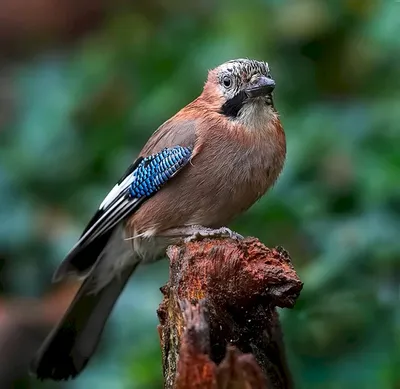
<box><xmin>0</xmin><ymin>0</ymin><xmax>399</xmax><ymax>388</ymax></box>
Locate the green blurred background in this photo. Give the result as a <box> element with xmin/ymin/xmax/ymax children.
<box><xmin>0</xmin><ymin>0</ymin><xmax>398</xmax><ymax>388</ymax></box>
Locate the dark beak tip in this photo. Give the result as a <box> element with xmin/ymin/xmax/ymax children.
<box><xmin>262</xmin><ymin>76</ymin><xmax>276</xmax><ymax>91</ymax></box>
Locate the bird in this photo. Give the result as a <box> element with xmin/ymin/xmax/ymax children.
<box><xmin>30</xmin><ymin>58</ymin><xmax>286</xmax><ymax>381</ymax></box>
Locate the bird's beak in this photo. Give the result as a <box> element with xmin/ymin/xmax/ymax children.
<box><xmin>245</xmin><ymin>75</ymin><xmax>276</xmax><ymax>98</ymax></box>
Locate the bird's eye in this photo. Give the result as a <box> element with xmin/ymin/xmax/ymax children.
<box><xmin>222</xmin><ymin>76</ymin><xmax>232</xmax><ymax>88</ymax></box>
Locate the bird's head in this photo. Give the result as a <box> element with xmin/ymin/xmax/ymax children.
<box><xmin>202</xmin><ymin>58</ymin><xmax>277</xmax><ymax>128</ymax></box>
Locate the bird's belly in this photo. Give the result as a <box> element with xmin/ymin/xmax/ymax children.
<box><xmin>185</xmin><ymin>179</ymin><xmax>264</xmax><ymax>228</ymax></box>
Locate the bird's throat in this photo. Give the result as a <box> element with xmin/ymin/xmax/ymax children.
<box><xmin>221</xmin><ymin>94</ymin><xmax>275</xmax><ymax>130</ymax></box>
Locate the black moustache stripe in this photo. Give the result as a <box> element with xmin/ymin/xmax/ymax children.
<box><xmin>220</xmin><ymin>91</ymin><xmax>247</xmax><ymax>118</ymax></box>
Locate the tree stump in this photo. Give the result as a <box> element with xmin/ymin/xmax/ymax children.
<box><xmin>157</xmin><ymin>238</ymin><xmax>303</xmax><ymax>389</ymax></box>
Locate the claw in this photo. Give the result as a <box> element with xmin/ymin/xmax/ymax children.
<box><xmin>183</xmin><ymin>226</ymin><xmax>243</xmax><ymax>243</ymax></box>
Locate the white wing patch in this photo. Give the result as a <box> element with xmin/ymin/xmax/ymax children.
<box><xmin>99</xmin><ymin>174</ymin><xmax>136</xmax><ymax>210</ymax></box>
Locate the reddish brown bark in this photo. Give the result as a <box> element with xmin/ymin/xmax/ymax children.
<box><xmin>157</xmin><ymin>238</ymin><xmax>303</xmax><ymax>389</ymax></box>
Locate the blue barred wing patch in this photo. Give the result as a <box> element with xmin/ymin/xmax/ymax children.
<box><xmin>129</xmin><ymin>146</ymin><xmax>192</xmax><ymax>198</ymax></box>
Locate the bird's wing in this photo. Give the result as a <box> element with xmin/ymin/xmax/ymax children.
<box><xmin>82</xmin><ymin>145</ymin><xmax>192</xmax><ymax>246</ymax></box>
<box><xmin>53</xmin><ymin>145</ymin><xmax>193</xmax><ymax>281</ymax></box>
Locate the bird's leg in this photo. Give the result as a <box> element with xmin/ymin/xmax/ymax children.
<box><xmin>160</xmin><ymin>225</ymin><xmax>244</xmax><ymax>243</ymax></box>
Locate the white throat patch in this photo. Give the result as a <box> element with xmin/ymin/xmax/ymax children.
<box><xmin>237</xmin><ymin>98</ymin><xmax>275</xmax><ymax>130</ymax></box>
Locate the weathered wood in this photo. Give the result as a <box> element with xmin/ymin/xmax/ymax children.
<box><xmin>157</xmin><ymin>238</ymin><xmax>303</xmax><ymax>389</ymax></box>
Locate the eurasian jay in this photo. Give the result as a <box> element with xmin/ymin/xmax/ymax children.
<box><xmin>31</xmin><ymin>58</ymin><xmax>286</xmax><ymax>380</ymax></box>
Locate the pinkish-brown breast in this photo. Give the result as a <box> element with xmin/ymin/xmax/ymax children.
<box><xmin>130</xmin><ymin>106</ymin><xmax>286</xmax><ymax>235</ymax></box>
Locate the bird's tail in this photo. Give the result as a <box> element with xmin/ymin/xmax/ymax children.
<box><xmin>30</xmin><ymin>262</ymin><xmax>138</xmax><ymax>381</ymax></box>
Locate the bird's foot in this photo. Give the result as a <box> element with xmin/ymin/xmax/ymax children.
<box><xmin>183</xmin><ymin>225</ymin><xmax>243</xmax><ymax>243</ymax></box>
